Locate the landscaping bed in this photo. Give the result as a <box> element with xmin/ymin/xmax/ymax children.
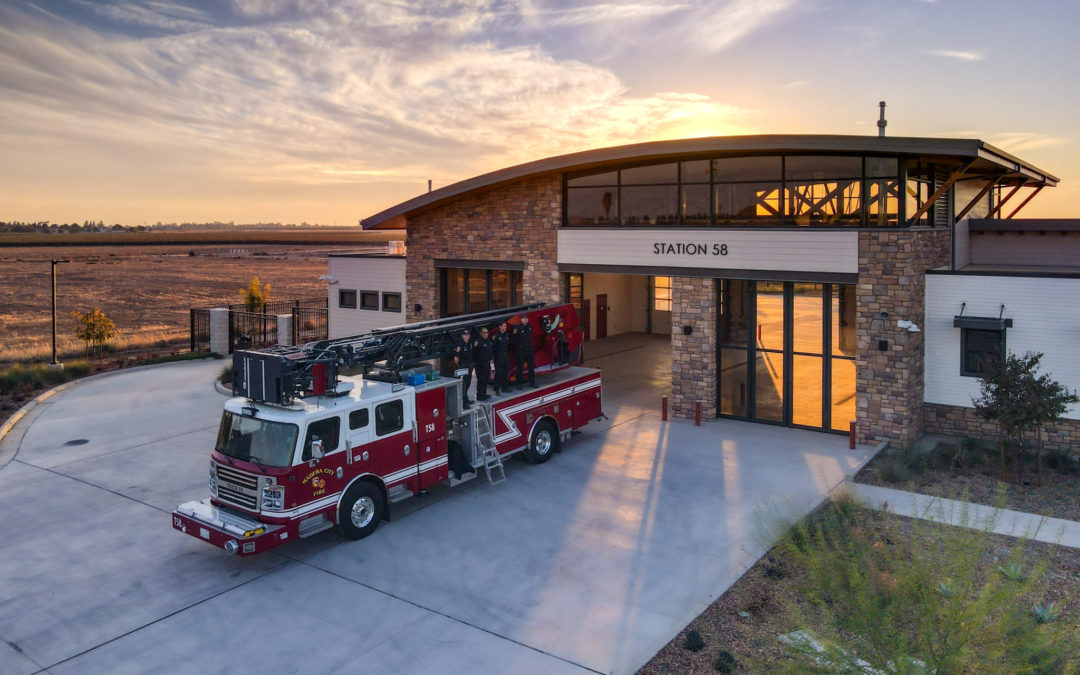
<box><xmin>640</xmin><ymin>498</ymin><xmax>1080</xmax><ymax>674</ymax></box>
<box><xmin>856</xmin><ymin>440</ymin><xmax>1080</xmax><ymax>522</ymax></box>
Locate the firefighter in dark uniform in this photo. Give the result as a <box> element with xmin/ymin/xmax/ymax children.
<box><xmin>513</xmin><ymin>314</ymin><xmax>538</xmax><ymax>388</ymax></box>
<box><xmin>472</xmin><ymin>326</ymin><xmax>493</xmax><ymax>401</ymax></box>
<box><xmin>492</xmin><ymin>321</ymin><xmax>511</xmax><ymax>395</ymax></box>
<box><xmin>455</xmin><ymin>329</ymin><xmax>474</xmax><ymax>408</ymax></box>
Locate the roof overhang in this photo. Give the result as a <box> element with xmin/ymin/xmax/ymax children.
<box><xmin>361</xmin><ymin>134</ymin><xmax>1058</xmax><ymax>230</ymax></box>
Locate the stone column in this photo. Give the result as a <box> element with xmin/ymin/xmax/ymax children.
<box><xmin>671</xmin><ymin>277</ymin><xmax>717</xmax><ymax>419</ymax></box>
<box><xmin>209</xmin><ymin>308</ymin><xmax>230</xmax><ymax>356</ymax></box>
<box><xmin>277</xmin><ymin>314</ymin><xmax>293</xmax><ymax>347</ymax></box>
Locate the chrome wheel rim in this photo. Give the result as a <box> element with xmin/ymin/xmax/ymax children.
<box><xmin>350</xmin><ymin>496</ymin><xmax>376</xmax><ymax>528</ymax></box>
<box><xmin>535</xmin><ymin>430</ymin><xmax>552</xmax><ymax>456</ymax></box>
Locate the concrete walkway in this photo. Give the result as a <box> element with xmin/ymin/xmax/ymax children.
<box><xmin>851</xmin><ymin>482</ymin><xmax>1080</xmax><ymax>550</ymax></box>
<box><xmin>0</xmin><ymin>338</ymin><xmax>878</xmax><ymax>675</ymax></box>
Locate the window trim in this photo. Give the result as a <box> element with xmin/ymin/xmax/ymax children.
<box><xmin>338</xmin><ymin>289</ymin><xmax>357</xmax><ymax>309</ymax></box>
<box><xmin>359</xmin><ymin>290</ymin><xmax>380</xmax><ymax>311</ymax></box>
<box><xmin>382</xmin><ymin>292</ymin><xmax>402</xmax><ymax>313</ymax></box>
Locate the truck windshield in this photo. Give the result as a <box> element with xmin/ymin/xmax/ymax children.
<box><xmin>215</xmin><ymin>412</ymin><xmax>299</xmax><ymax>468</ymax></box>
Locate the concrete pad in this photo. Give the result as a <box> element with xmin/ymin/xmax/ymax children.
<box><xmin>49</xmin><ymin>564</ymin><xmax>589</xmax><ymax>675</ymax></box>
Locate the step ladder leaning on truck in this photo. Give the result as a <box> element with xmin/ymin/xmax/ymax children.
<box><xmin>172</xmin><ymin>302</ymin><xmax>603</xmax><ymax>557</ymax></box>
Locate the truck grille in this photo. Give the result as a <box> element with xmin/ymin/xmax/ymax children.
<box><xmin>215</xmin><ymin>464</ymin><xmax>260</xmax><ymax>510</ymax></box>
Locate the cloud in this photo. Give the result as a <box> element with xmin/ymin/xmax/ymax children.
<box><xmin>986</xmin><ymin>132</ymin><xmax>1068</xmax><ymax>153</ymax></box>
<box><xmin>928</xmin><ymin>49</ymin><xmax>984</xmax><ymax>62</ymax></box>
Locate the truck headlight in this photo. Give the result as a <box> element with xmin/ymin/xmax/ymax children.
<box><xmin>208</xmin><ymin>464</ymin><xmax>218</xmax><ymax>496</ymax></box>
<box><xmin>262</xmin><ymin>485</ymin><xmax>285</xmax><ymax>511</ymax></box>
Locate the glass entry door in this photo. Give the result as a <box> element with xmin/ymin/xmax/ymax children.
<box><xmin>718</xmin><ymin>280</ymin><xmax>855</xmax><ymax>432</ymax></box>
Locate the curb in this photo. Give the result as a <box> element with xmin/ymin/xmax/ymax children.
<box><xmin>0</xmin><ymin>357</ymin><xmax>221</xmax><ymax>459</ymax></box>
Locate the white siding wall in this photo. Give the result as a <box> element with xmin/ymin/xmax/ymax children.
<box><xmin>925</xmin><ymin>273</ymin><xmax>1080</xmax><ymax>419</ymax></box>
<box><xmin>327</xmin><ymin>256</ymin><xmax>407</xmax><ymax>338</ymax></box>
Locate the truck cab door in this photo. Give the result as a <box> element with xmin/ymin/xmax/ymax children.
<box><xmin>346</xmin><ymin>407</ymin><xmax>373</xmax><ymax>465</ymax></box>
<box><xmin>369</xmin><ymin>396</ymin><xmax>418</xmax><ymax>491</ymax></box>
<box><xmin>414</xmin><ymin>387</ymin><xmax>449</xmax><ymax>489</ymax></box>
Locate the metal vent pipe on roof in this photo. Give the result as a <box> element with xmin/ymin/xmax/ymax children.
<box><xmin>878</xmin><ymin>101</ymin><xmax>887</xmax><ymax>137</ymax></box>
<box><xmin>428</xmin><ymin>179</ymin><xmax>432</xmax><ymax>193</ymax></box>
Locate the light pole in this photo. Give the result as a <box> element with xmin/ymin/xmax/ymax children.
<box><xmin>51</xmin><ymin>259</ymin><xmax>70</xmax><ymax>367</ymax></box>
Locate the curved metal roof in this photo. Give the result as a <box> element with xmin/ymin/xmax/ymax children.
<box><xmin>361</xmin><ymin>134</ymin><xmax>1058</xmax><ymax>230</ymax></box>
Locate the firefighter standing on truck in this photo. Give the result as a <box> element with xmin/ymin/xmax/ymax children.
<box><xmin>455</xmin><ymin>329</ymin><xmax>474</xmax><ymax>408</ymax></box>
<box><xmin>472</xmin><ymin>326</ymin><xmax>493</xmax><ymax>401</ymax></box>
<box><xmin>492</xmin><ymin>321</ymin><xmax>511</xmax><ymax>395</ymax></box>
<box><xmin>514</xmin><ymin>314</ymin><xmax>538</xmax><ymax>388</ymax></box>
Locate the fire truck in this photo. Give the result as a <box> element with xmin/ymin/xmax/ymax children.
<box><xmin>172</xmin><ymin>303</ymin><xmax>602</xmax><ymax>556</ymax></box>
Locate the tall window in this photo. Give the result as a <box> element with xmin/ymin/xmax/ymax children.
<box><xmin>653</xmin><ymin>276</ymin><xmax>672</xmax><ymax>311</ymax></box>
<box><xmin>441</xmin><ymin>268</ymin><xmax>522</xmax><ymax>316</ymax></box>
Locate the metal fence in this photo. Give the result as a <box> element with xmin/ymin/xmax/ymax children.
<box><xmin>190</xmin><ymin>308</ymin><xmax>211</xmax><ymax>352</ymax></box>
<box><xmin>228</xmin><ymin>311</ymin><xmax>278</xmax><ymax>352</ymax></box>
<box><xmin>230</xmin><ymin>297</ymin><xmax>327</xmax><ymax>314</ymax></box>
<box><xmin>293</xmin><ymin>306</ymin><xmax>328</xmax><ymax>346</ymax></box>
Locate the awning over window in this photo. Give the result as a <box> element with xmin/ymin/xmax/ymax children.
<box><xmin>953</xmin><ymin>316</ymin><xmax>1013</xmax><ymax>330</ymax></box>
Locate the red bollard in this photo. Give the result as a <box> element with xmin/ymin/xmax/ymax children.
<box><xmin>849</xmin><ymin>420</ymin><xmax>856</xmax><ymax>449</ymax></box>
<box><xmin>661</xmin><ymin>396</ymin><xmax>668</xmax><ymax>421</ymax></box>
<box><xmin>695</xmin><ymin>401</ymin><xmax>701</xmax><ymax>427</ymax></box>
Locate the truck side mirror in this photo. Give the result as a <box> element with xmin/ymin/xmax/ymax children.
<box><xmin>311</xmin><ymin>437</ymin><xmax>325</xmax><ymax>459</ymax></box>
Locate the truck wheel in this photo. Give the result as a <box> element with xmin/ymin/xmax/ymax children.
<box><xmin>338</xmin><ymin>481</ymin><xmax>383</xmax><ymax>540</ymax></box>
<box><xmin>523</xmin><ymin>420</ymin><xmax>559</xmax><ymax>464</ymax></box>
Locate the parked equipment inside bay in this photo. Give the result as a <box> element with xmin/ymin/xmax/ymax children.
<box><xmin>172</xmin><ymin>303</ymin><xmax>602</xmax><ymax>556</ymax></box>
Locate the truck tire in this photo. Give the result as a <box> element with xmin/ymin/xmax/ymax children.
<box><xmin>523</xmin><ymin>419</ymin><xmax>559</xmax><ymax>464</ymax></box>
<box><xmin>338</xmin><ymin>481</ymin><xmax>383</xmax><ymax>540</ymax></box>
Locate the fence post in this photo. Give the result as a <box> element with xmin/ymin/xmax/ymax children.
<box><xmin>189</xmin><ymin>309</ymin><xmax>195</xmax><ymax>352</ymax></box>
<box><xmin>210</xmin><ymin>308</ymin><xmax>230</xmax><ymax>356</ymax></box>
<box><xmin>277</xmin><ymin>315</ymin><xmax>294</xmax><ymax>347</ymax></box>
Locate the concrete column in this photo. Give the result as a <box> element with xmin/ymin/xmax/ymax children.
<box><xmin>210</xmin><ymin>308</ymin><xmax>230</xmax><ymax>356</ymax></box>
<box><xmin>277</xmin><ymin>314</ymin><xmax>293</xmax><ymax>347</ymax></box>
<box><xmin>671</xmin><ymin>277</ymin><xmax>717</xmax><ymax>419</ymax></box>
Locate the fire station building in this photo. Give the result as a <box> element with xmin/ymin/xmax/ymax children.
<box><xmin>347</xmin><ymin>135</ymin><xmax>1080</xmax><ymax>449</ymax></box>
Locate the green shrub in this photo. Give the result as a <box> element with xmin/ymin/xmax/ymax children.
<box><xmin>219</xmin><ymin>365</ymin><xmax>233</xmax><ymax>385</ymax></box>
<box><xmin>776</xmin><ymin>498</ymin><xmax>1078</xmax><ymax>673</ymax></box>
<box><xmin>876</xmin><ymin>456</ymin><xmax>910</xmax><ymax>484</ymax></box>
<box><xmin>713</xmin><ymin>650</ymin><xmax>737</xmax><ymax>673</ymax></box>
<box><xmin>684</xmin><ymin>629</ymin><xmax>705</xmax><ymax>652</ymax></box>
<box><xmin>0</xmin><ymin>361</ymin><xmax>91</xmax><ymax>397</ymax></box>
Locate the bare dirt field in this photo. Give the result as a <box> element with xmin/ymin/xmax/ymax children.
<box><xmin>0</xmin><ymin>239</ymin><xmax>390</xmax><ymax>363</ymax></box>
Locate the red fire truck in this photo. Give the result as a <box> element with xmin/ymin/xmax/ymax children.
<box><xmin>172</xmin><ymin>303</ymin><xmax>602</xmax><ymax>556</ymax></box>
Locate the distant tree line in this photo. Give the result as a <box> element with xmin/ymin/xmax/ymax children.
<box><xmin>0</xmin><ymin>220</ymin><xmax>353</xmax><ymax>233</ymax></box>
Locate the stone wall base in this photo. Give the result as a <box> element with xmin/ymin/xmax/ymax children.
<box><xmin>671</xmin><ymin>277</ymin><xmax>717</xmax><ymax>419</ymax></box>
<box><xmin>924</xmin><ymin>402</ymin><xmax>1080</xmax><ymax>452</ymax></box>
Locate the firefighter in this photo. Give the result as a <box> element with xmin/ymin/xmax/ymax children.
<box><xmin>513</xmin><ymin>314</ymin><xmax>538</xmax><ymax>388</ymax></box>
<box><xmin>455</xmin><ymin>328</ymin><xmax>474</xmax><ymax>408</ymax></box>
<box><xmin>492</xmin><ymin>321</ymin><xmax>511</xmax><ymax>395</ymax></box>
<box><xmin>472</xmin><ymin>325</ymin><xmax>493</xmax><ymax>401</ymax></box>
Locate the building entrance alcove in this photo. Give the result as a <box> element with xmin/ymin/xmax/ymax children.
<box><xmin>718</xmin><ymin>279</ymin><xmax>856</xmax><ymax>432</ymax></box>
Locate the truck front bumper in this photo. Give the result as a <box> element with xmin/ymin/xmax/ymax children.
<box><xmin>172</xmin><ymin>499</ymin><xmax>290</xmax><ymax>557</ymax></box>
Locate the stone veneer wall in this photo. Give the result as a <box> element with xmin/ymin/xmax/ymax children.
<box><xmin>925</xmin><ymin>403</ymin><xmax>1080</xmax><ymax>452</ymax></box>
<box><xmin>856</xmin><ymin>229</ymin><xmax>951</xmax><ymax>447</ymax></box>
<box><xmin>671</xmin><ymin>277</ymin><xmax>717</xmax><ymax>419</ymax></box>
<box><xmin>405</xmin><ymin>175</ymin><xmax>563</xmax><ymax>323</ymax></box>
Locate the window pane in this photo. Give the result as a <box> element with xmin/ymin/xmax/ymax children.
<box><xmin>339</xmin><ymin>290</ymin><xmax>357</xmax><ymax>309</ymax></box>
<box><xmin>719</xmin><ymin>280</ymin><xmax>750</xmax><ymax>347</ymax></box>
<box><xmin>303</xmin><ymin>416</ymin><xmax>340</xmax><ymax>460</ymax></box>
<box><xmin>445</xmin><ymin>269</ymin><xmax>465</xmax><ymax>316</ymax></box>
<box><xmin>714</xmin><ymin>182</ymin><xmax>782</xmax><ymax>225</ymax></box>
<box><xmin>866</xmin><ymin>179</ymin><xmax>900</xmax><ymax>227</ymax></box>
<box><xmin>785</xmin><ymin>155</ymin><xmax>862</xmax><ymax>180</ymax></box>
<box><xmin>756</xmin><ymin>282</ymin><xmax>784</xmax><ymax>352</ymax></box>
<box><xmin>832</xmin><ymin>284</ymin><xmax>856</xmax><ymax>357</ymax></box>
<box><xmin>719</xmin><ymin>347</ymin><xmax>748</xmax><ymax>416</ymax></box>
<box><xmin>792</xmin><ymin>355</ymin><xmax>823</xmax><ymax>428</ymax></box>
<box><xmin>653</xmin><ymin>276</ymin><xmax>672</xmax><ymax>311</ymax></box>
<box><xmin>382</xmin><ymin>292</ymin><xmax>401</xmax><ymax>312</ymax></box>
<box><xmin>621</xmin><ymin>162</ymin><xmax>677</xmax><ymax>184</ymax></box>
<box><xmin>375</xmin><ymin>400</ymin><xmax>404</xmax><ymax>436</ymax></box>
<box><xmin>830</xmin><ymin>358</ymin><xmax>856</xmax><ymax>431</ymax></box>
<box><xmin>349</xmin><ymin>409</ymin><xmax>368</xmax><ymax>430</ymax></box>
<box><xmin>568</xmin><ymin>171</ymin><xmax>617</xmax><ymax>187</ymax></box>
<box><xmin>621</xmin><ymin>185</ymin><xmax>678</xmax><ymax>225</ymax></box>
<box><xmin>866</xmin><ymin>157</ymin><xmax>898</xmax><ymax>177</ymax></box>
<box><xmin>792</xmin><ymin>283</ymin><xmax>823</xmax><ymax>355</ymax></box>
<box><xmin>963</xmin><ymin>329</ymin><xmax>1003</xmax><ymax>376</ymax></box>
<box><xmin>491</xmin><ymin>270</ymin><xmax>511</xmax><ymax>309</ymax></box>
<box><xmin>681</xmin><ymin>160</ymin><xmax>710</xmax><ymax>183</ymax></box>
<box><xmin>785</xmin><ymin>179</ymin><xmax>861</xmax><ymax>226</ymax></box>
<box><xmin>467</xmin><ymin>271</ymin><xmax>487</xmax><ymax>313</ymax></box>
<box><xmin>567</xmin><ymin>187</ymin><xmax>618</xmax><ymax>225</ymax></box>
<box><xmin>754</xmin><ymin>352</ymin><xmax>784</xmax><ymax>422</ymax></box>
<box><xmin>681</xmin><ymin>184</ymin><xmax>711</xmax><ymax>225</ymax></box>
<box><xmin>511</xmin><ymin>271</ymin><xmax>522</xmax><ymax>305</ymax></box>
<box><xmin>360</xmin><ymin>291</ymin><xmax>379</xmax><ymax>310</ymax></box>
<box><xmin>713</xmin><ymin>156</ymin><xmax>781</xmax><ymax>182</ymax></box>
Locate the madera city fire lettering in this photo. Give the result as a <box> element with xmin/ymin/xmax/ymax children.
<box><xmin>652</xmin><ymin>242</ymin><xmax>728</xmax><ymax>256</ymax></box>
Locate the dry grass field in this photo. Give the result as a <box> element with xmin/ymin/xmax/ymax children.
<box><xmin>0</xmin><ymin>236</ymin><xmax>394</xmax><ymax>363</ymax></box>
<box><xmin>0</xmin><ymin>229</ymin><xmax>399</xmax><ymax>247</ymax></box>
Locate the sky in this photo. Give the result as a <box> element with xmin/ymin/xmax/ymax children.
<box><xmin>1</xmin><ymin>0</ymin><xmax>1077</xmax><ymax>226</ymax></box>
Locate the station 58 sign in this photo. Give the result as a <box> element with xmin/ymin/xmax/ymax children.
<box><xmin>653</xmin><ymin>242</ymin><xmax>728</xmax><ymax>256</ymax></box>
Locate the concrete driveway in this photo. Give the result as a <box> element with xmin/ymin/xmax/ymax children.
<box><xmin>0</xmin><ymin>342</ymin><xmax>875</xmax><ymax>674</ymax></box>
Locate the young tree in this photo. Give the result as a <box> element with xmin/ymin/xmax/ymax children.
<box><xmin>71</xmin><ymin>308</ymin><xmax>118</xmax><ymax>361</ymax></box>
<box><xmin>239</xmin><ymin>276</ymin><xmax>271</xmax><ymax>313</ymax></box>
<box><xmin>1027</xmin><ymin>358</ymin><xmax>1079</xmax><ymax>486</ymax></box>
